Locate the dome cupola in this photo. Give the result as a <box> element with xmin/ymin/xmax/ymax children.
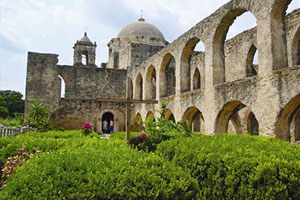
<box><xmin>118</xmin><ymin>18</ymin><xmax>165</xmax><ymax>41</ymax></box>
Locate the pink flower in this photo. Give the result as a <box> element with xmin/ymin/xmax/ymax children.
<box><xmin>82</xmin><ymin>122</ymin><xmax>91</xmax><ymax>129</ymax></box>
<box><xmin>135</xmin><ymin>122</ymin><xmax>140</xmax><ymax>127</ymax></box>
<box><xmin>141</xmin><ymin>133</ymin><xmax>147</xmax><ymax>139</ymax></box>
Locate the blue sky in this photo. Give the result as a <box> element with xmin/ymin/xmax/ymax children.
<box><xmin>0</xmin><ymin>0</ymin><xmax>299</xmax><ymax>97</ymax></box>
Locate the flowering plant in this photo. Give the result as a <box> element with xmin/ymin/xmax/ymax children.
<box><xmin>82</xmin><ymin>122</ymin><xmax>92</xmax><ymax>136</ymax></box>
<box><xmin>141</xmin><ymin>133</ymin><xmax>147</xmax><ymax>139</ymax></box>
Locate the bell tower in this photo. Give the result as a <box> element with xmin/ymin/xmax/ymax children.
<box><xmin>73</xmin><ymin>32</ymin><xmax>97</xmax><ymax>67</ymax></box>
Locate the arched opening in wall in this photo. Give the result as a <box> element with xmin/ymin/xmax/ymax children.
<box><xmin>58</xmin><ymin>75</ymin><xmax>66</xmax><ymax>98</ymax></box>
<box><xmin>146</xmin><ymin>111</ymin><xmax>155</xmax><ymax>121</ymax></box>
<box><xmin>270</xmin><ymin>0</ymin><xmax>295</xmax><ymax>70</ymax></box>
<box><xmin>246</xmin><ymin>45</ymin><xmax>258</xmax><ymax>77</ymax></box>
<box><xmin>213</xmin><ymin>10</ymin><xmax>257</xmax><ymax>84</ymax></box>
<box><xmin>160</xmin><ymin>53</ymin><xmax>176</xmax><ymax>98</ymax></box>
<box><xmin>286</xmin><ymin>0</ymin><xmax>300</xmax><ymax>14</ymax></box>
<box><xmin>275</xmin><ymin>94</ymin><xmax>300</xmax><ymax>142</ymax></box>
<box><xmin>182</xmin><ymin>106</ymin><xmax>204</xmax><ymax>132</ymax></box>
<box><xmin>180</xmin><ymin>38</ymin><xmax>205</xmax><ymax>92</ymax></box>
<box><xmin>135</xmin><ymin>73</ymin><xmax>143</xmax><ymax>100</ymax></box>
<box><xmin>215</xmin><ymin>101</ymin><xmax>259</xmax><ymax>135</ymax></box>
<box><xmin>292</xmin><ymin>26</ymin><xmax>300</xmax><ymax>66</ymax></box>
<box><xmin>82</xmin><ymin>52</ymin><xmax>88</xmax><ymax>65</ymax></box>
<box><xmin>164</xmin><ymin>109</ymin><xmax>176</xmax><ymax>123</ymax></box>
<box><xmin>193</xmin><ymin>68</ymin><xmax>201</xmax><ymax>90</ymax></box>
<box><xmin>247</xmin><ymin>112</ymin><xmax>259</xmax><ymax>135</ymax></box>
<box><xmin>135</xmin><ymin>113</ymin><xmax>143</xmax><ymax>122</ymax></box>
<box><xmin>128</xmin><ymin>78</ymin><xmax>134</xmax><ymax>99</ymax></box>
<box><xmin>145</xmin><ymin>65</ymin><xmax>156</xmax><ymax>99</ymax></box>
<box><xmin>102</xmin><ymin>112</ymin><xmax>114</xmax><ymax>133</ymax></box>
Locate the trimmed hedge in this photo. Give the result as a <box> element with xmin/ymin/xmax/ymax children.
<box><xmin>0</xmin><ymin>131</ymin><xmax>98</xmax><ymax>177</ymax></box>
<box><xmin>0</xmin><ymin>138</ymin><xmax>199</xmax><ymax>200</ymax></box>
<box><xmin>156</xmin><ymin>134</ymin><xmax>300</xmax><ymax>199</ymax></box>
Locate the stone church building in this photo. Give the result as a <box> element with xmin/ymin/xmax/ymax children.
<box><xmin>26</xmin><ymin>0</ymin><xmax>300</xmax><ymax>142</ymax></box>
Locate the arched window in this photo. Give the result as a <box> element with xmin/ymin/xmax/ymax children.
<box><xmin>135</xmin><ymin>74</ymin><xmax>143</xmax><ymax>100</ymax></box>
<box><xmin>247</xmin><ymin>112</ymin><xmax>259</xmax><ymax>135</ymax></box>
<box><xmin>213</xmin><ymin>10</ymin><xmax>257</xmax><ymax>84</ymax></box>
<box><xmin>135</xmin><ymin>113</ymin><xmax>143</xmax><ymax>122</ymax></box>
<box><xmin>82</xmin><ymin>52</ymin><xmax>88</xmax><ymax>65</ymax></box>
<box><xmin>58</xmin><ymin>75</ymin><xmax>66</xmax><ymax>98</ymax></box>
<box><xmin>215</xmin><ymin>101</ymin><xmax>259</xmax><ymax>136</ymax></box>
<box><xmin>246</xmin><ymin>45</ymin><xmax>258</xmax><ymax>77</ymax></box>
<box><xmin>146</xmin><ymin>111</ymin><xmax>155</xmax><ymax>121</ymax></box>
<box><xmin>182</xmin><ymin>106</ymin><xmax>204</xmax><ymax>132</ymax></box>
<box><xmin>180</xmin><ymin>38</ymin><xmax>205</xmax><ymax>92</ymax></box>
<box><xmin>160</xmin><ymin>53</ymin><xmax>176</xmax><ymax>97</ymax></box>
<box><xmin>128</xmin><ymin>78</ymin><xmax>134</xmax><ymax>99</ymax></box>
<box><xmin>145</xmin><ymin>65</ymin><xmax>156</xmax><ymax>99</ymax></box>
<box><xmin>193</xmin><ymin>68</ymin><xmax>201</xmax><ymax>90</ymax></box>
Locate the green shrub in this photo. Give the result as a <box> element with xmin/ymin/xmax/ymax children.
<box><xmin>156</xmin><ymin>135</ymin><xmax>300</xmax><ymax>199</ymax></box>
<box><xmin>0</xmin><ymin>116</ymin><xmax>24</xmax><ymax>127</ymax></box>
<box><xmin>0</xmin><ymin>139</ymin><xmax>199</xmax><ymax>199</ymax></box>
<box><xmin>0</xmin><ymin>130</ymin><xmax>93</xmax><ymax>178</ymax></box>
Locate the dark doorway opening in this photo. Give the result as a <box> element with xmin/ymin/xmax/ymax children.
<box><xmin>102</xmin><ymin>112</ymin><xmax>114</xmax><ymax>133</ymax></box>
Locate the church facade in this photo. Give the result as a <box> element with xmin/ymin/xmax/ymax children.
<box><xmin>25</xmin><ymin>0</ymin><xmax>300</xmax><ymax>142</ymax></box>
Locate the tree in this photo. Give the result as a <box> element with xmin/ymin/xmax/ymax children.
<box><xmin>0</xmin><ymin>90</ymin><xmax>24</xmax><ymax>117</ymax></box>
<box><xmin>0</xmin><ymin>96</ymin><xmax>8</xmax><ymax>118</ymax></box>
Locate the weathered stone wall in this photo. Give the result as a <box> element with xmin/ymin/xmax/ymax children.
<box><xmin>57</xmin><ymin>65</ymin><xmax>127</xmax><ymax>99</ymax></box>
<box><xmin>53</xmin><ymin>99</ymin><xmax>126</xmax><ymax>132</ymax></box>
<box><xmin>130</xmin><ymin>43</ymin><xmax>165</xmax><ymax>68</ymax></box>
<box><xmin>25</xmin><ymin>52</ymin><xmax>60</xmax><ymax>115</ymax></box>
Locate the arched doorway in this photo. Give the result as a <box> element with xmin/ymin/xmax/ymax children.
<box><xmin>102</xmin><ymin>112</ymin><xmax>114</xmax><ymax>133</ymax></box>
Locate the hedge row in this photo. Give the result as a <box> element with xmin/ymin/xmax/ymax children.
<box><xmin>0</xmin><ymin>131</ymin><xmax>98</xmax><ymax>177</ymax></box>
<box><xmin>0</xmin><ymin>135</ymin><xmax>199</xmax><ymax>199</ymax></box>
<box><xmin>156</xmin><ymin>134</ymin><xmax>300</xmax><ymax>199</ymax></box>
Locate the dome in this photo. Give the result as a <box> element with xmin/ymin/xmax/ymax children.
<box><xmin>118</xmin><ymin>18</ymin><xmax>165</xmax><ymax>40</ymax></box>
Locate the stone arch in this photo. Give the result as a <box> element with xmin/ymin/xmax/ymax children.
<box><xmin>159</xmin><ymin>53</ymin><xmax>176</xmax><ymax>97</ymax></box>
<box><xmin>292</xmin><ymin>25</ymin><xmax>300</xmax><ymax>66</ymax></box>
<box><xmin>135</xmin><ymin>113</ymin><xmax>143</xmax><ymax>122</ymax></box>
<box><xmin>213</xmin><ymin>9</ymin><xmax>257</xmax><ymax>85</ymax></box>
<box><xmin>96</xmin><ymin>109</ymin><xmax>125</xmax><ymax>133</ymax></box>
<box><xmin>145</xmin><ymin>65</ymin><xmax>157</xmax><ymax>99</ymax></box>
<box><xmin>180</xmin><ymin>37</ymin><xmax>205</xmax><ymax>92</ymax></box>
<box><xmin>215</xmin><ymin>101</ymin><xmax>259</xmax><ymax>135</ymax></box>
<box><xmin>135</xmin><ymin>73</ymin><xmax>143</xmax><ymax>100</ymax></box>
<box><xmin>182</xmin><ymin>106</ymin><xmax>204</xmax><ymax>132</ymax></box>
<box><xmin>164</xmin><ymin>109</ymin><xmax>175</xmax><ymax>122</ymax></box>
<box><xmin>146</xmin><ymin>111</ymin><xmax>155</xmax><ymax>121</ymax></box>
<box><xmin>246</xmin><ymin>45</ymin><xmax>258</xmax><ymax>77</ymax></box>
<box><xmin>193</xmin><ymin>68</ymin><xmax>201</xmax><ymax>90</ymax></box>
<box><xmin>275</xmin><ymin>94</ymin><xmax>300</xmax><ymax>141</ymax></box>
